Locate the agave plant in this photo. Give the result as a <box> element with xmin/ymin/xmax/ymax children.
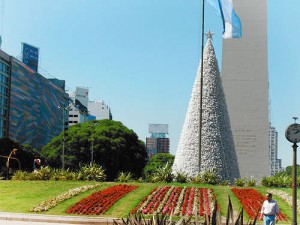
<box><xmin>199</xmin><ymin>168</ymin><xmax>221</xmax><ymax>185</ymax></box>
<box><xmin>32</xmin><ymin>166</ymin><xmax>53</xmax><ymax>180</ymax></box>
<box><xmin>116</xmin><ymin>171</ymin><xmax>133</xmax><ymax>182</ymax></box>
<box><xmin>12</xmin><ymin>170</ymin><xmax>31</xmax><ymax>180</ymax></box>
<box><xmin>150</xmin><ymin>162</ymin><xmax>174</xmax><ymax>183</ymax></box>
<box><xmin>234</xmin><ymin>177</ymin><xmax>246</xmax><ymax>187</ymax></box>
<box><xmin>77</xmin><ymin>163</ymin><xmax>106</xmax><ymax>181</ymax></box>
<box><xmin>245</xmin><ymin>177</ymin><xmax>256</xmax><ymax>187</ymax></box>
<box><xmin>174</xmin><ymin>171</ymin><xmax>189</xmax><ymax>183</ymax></box>
<box><xmin>50</xmin><ymin>168</ymin><xmax>76</xmax><ymax>181</ymax></box>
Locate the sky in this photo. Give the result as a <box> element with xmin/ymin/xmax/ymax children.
<box><xmin>0</xmin><ymin>0</ymin><xmax>299</xmax><ymax>168</ymax></box>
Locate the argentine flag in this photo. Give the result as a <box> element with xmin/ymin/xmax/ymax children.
<box><xmin>207</xmin><ymin>0</ymin><xmax>242</xmax><ymax>39</ymax></box>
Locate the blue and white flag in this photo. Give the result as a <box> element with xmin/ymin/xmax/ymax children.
<box><xmin>207</xmin><ymin>0</ymin><xmax>242</xmax><ymax>39</ymax></box>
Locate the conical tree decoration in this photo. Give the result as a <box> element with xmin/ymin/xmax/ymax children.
<box><xmin>172</xmin><ymin>36</ymin><xmax>240</xmax><ymax>181</ymax></box>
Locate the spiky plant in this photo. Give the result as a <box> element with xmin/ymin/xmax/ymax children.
<box><xmin>150</xmin><ymin>162</ymin><xmax>174</xmax><ymax>183</ymax></box>
<box><xmin>199</xmin><ymin>168</ymin><xmax>221</xmax><ymax>185</ymax></box>
<box><xmin>234</xmin><ymin>178</ymin><xmax>246</xmax><ymax>187</ymax></box>
<box><xmin>11</xmin><ymin>170</ymin><xmax>31</xmax><ymax>180</ymax></box>
<box><xmin>77</xmin><ymin>163</ymin><xmax>106</xmax><ymax>181</ymax></box>
<box><xmin>116</xmin><ymin>171</ymin><xmax>133</xmax><ymax>182</ymax></box>
<box><xmin>174</xmin><ymin>171</ymin><xmax>189</xmax><ymax>183</ymax></box>
<box><xmin>245</xmin><ymin>177</ymin><xmax>256</xmax><ymax>187</ymax></box>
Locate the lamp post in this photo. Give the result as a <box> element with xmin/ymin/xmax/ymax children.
<box><xmin>285</xmin><ymin>117</ymin><xmax>300</xmax><ymax>225</ymax></box>
<box><xmin>6</xmin><ymin>148</ymin><xmax>17</xmax><ymax>180</ymax></box>
<box><xmin>90</xmin><ymin>122</ymin><xmax>99</xmax><ymax>165</ymax></box>
<box><xmin>58</xmin><ymin>104</ymin><xmax>71</xmax><ymax>170</ymax></box>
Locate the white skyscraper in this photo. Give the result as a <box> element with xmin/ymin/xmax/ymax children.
<box><xmin>68</xmin><ymin>87</ymin><xmax>89</xmax><ymax>126</ymax></box>
<box><xmin>269</xmin><ymin>123</ymin><xmax>282</xmax><ymax>176</ymax></box>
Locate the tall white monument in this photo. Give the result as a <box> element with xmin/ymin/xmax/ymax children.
<box><xmin>221</xmin><ymin>0</ymin><xmax>269</xmax><ymax>179</ymax></box>
<box><xmin>173</xmin><ymin>34</ymin><xmax>240</xmax><ymax>182</ymax></box>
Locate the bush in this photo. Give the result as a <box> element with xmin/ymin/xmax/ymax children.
<box><xmin>150</xmin><ymin>162</ymin><xmax>173</xmax><ymax>183</ymax></box>
<box><xmin>189</xmin><ymin>174</ymin><xmax>202</xmax><ymax>184</ymax></box>
<box><xmin>246</xmin><ymin>177</ymin><xmax>256</xmax><ymax>187</ymax></box>
<box><xmin>12</xmin><ymin>164</ymin><xmax>106</xmax><ymax>181</ymax></box>
<box><xmin>261</xmin><ymin>175</ymin><xmax>292</xmax><ymax>188</ymax></box>
<box><xmin>143</xmin><ymin>153</ymin><xmax>174</xmax><ymax>180</ymax></box>
<box><xmin>77</xmin><ymin>164</ymin><xmax>106</xmax><ymax>181</ymax></box>
<box><xmin>199</xmin><ymin>168</ymin><xmax>221</xmax><ymax>185</ymax></box>
<box><xmin>234</xmin><ymin>178</ymin><xmax>246</xmax><ymax>187</ymax></box>
<box><xmin>12</xmin><ymin>170</ymin><xmax>31</xmax><ymax>180</ymax></box>
<box><xmin>116</xmin><ymin>172</ymin><xmax>133</xmax><ymax>182</ymax></box>
<box><xmin>174</xmin><ymin>171</ymin><xmax>189</xmax><ymax>183</ymax></box>
<box><xmin>50</xmin><ymin>168</ymin><xmax>76</xmax><ymax>181</ymax></box>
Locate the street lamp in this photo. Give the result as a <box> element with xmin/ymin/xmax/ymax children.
<box><xmin>6</xmin><ymin>148</ymin><xmax>17</xmax><ymax>180</ymax></box>
<box><xmin>285</xmin><ymin>117</ymin><xmax>300</xmax><ymax>225</ymax></box>
<box><xmin>90</xmin><ymin>122</ymin><xmax>99</xmax><ymax>165</ymax></box>
<box><xmin>58</xmin><ymin>104</ymin><xmax>71</xmax><ymax>170</ymax></box>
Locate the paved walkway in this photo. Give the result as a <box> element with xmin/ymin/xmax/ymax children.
<box><xmin>0</xmin><ymin>212</ymin><xmax>120</xmax><ymax>224</ymax></box>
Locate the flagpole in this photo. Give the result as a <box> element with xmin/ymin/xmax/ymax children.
<box><xmin>199</xmin><ymin>0</ymin><xmax>205</xmax><ymax>173</ymax></box>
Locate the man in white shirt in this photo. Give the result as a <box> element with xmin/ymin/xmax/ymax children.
<box><xmin>259</xmin><ymin>193</ymin><xmax>279</xmax><ymax>225</ymax></box>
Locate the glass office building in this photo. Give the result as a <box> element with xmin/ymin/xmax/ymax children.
<box><xmin>0</xmin><ymin>49</ymin><xmax>69</xmax><ymax>149</ymax></box>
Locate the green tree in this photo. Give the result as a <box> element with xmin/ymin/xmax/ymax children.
<box><xmin>143</xmin><ymin>153</ymin><xmax>174</xmax><ymax>179</ymax></box>
<box><xmin>0</xmin><ymin>138</ymin><xmax>39</xmax><ymax>173</ymax></box>
<box><xmin>282</xmin><ymin>165</ymin><xmax>300</xmax><ymax>176</ymax></box>
<box><xmin>41</xmin><ymin>120</ymin><xmax>147</xmax><ymax>180</ymax></box>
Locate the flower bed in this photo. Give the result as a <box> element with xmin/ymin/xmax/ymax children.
<box><xmin>30</xmin><ymin>184</ymin><xmax>101</xmax><ymax>212</ymax></box>
<box><xmin>267</xmin><ymin>189</ymin><xmax>300</xmax><ymax>213</ymax></box>
<box><xmin>66</xmin><ymin>184</ymin><xmax>138</xmax><ymax>215</ymax></box>
<box><xmin>131</xmin><ymin>186</ymin><xmax>215</xmax><ymax>216</ymax></box>
<box><xmin>231</xmin><ymin>188</ymin><xmax>288</xmax><ymax>221</ymax></box>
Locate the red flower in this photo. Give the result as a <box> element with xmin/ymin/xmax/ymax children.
<box><xmin>66</xmin><ymin>184</ymin><xmax>138</xmax><ymax>215</ymax></box>
<box><xmin>231</xmin><ymin>188</ymin><xmax>288</xmax><ymax>221</ymax></box>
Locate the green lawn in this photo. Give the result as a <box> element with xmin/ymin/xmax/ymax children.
<box><xmin>0</xmin><ymin>180</ymin><xmax>297</xmax><ymax>222</ymax></box>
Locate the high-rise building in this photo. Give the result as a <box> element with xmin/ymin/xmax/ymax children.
<box><xmin>269</xmin><ymin>123</ymin><xmax>282</xmax><ymax>176</ymax></box>
<box><xmin>88</xmin><ymin>100</ymin><xmax>112</xmax><ymax>120</ymax></box>
<box><xmin>146</xmin><ymin>124</ymin><xmax>169</xmax><ymax>158</ymax></box>
<box><xmin>68</xmin><ymin>87</ymin><xmax>89</xmax><ymax>126</ymax></box>
<box><xmin>0</xmin><ymin>49</ymin><xmax>69</xmax><ymax>149</ymax></box>
<box><xmin>221</xmin><ymin>0</ymin><xmax>269</xmax><ymax>179</ymax></box>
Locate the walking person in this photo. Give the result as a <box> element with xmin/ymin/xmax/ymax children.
<box><xmin>259</xmin><ymin>193</ymin><xmax>279</xmax><ymax>225</ymax></box>
<box><xmin>33</xmin><ymin>156</ymin><xmax>41</xmax><ymax>171</ymax></box>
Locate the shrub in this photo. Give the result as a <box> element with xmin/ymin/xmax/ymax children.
<box><xmin>150</xmin><ymin>162</ymin><xmax>173</xmax><ymax>183</ymax></box>
<box><xmin>189</xmin><ymin>174</ymin><xmax>202</xmax><ymax>184</ymax></box>
<box><xmin>261</xmin><ymin>176</ymin><xmax>272</xmax><ymax>187</ymax></box>
<box><xmin>116</xmin><ymin>172</ymin><xmax>133</xmax><ymax>182</ymax></box>
<box><xmin>246</xmin><ymin>177</ymin><xmax>256</xmax><ymax>187</ymax></box>
<box><xmin>199</xmin><ymin>169</ymin><xmax>221</xmax><ymax>185</ymax></box>
<box><xmin>33</xmin><ymin>166</ymin><xmax>53</xmax><ymax>180</ymax></box>
<box><xmin>174</xmin><ymin>171</ymin><xmax>189</xmax><ymax>183</ymax></box>
<box><xmin>12</xmin><ymin>170</ymin><xmax>31</xmax><ymax>180</ymax></box>
<box><xmin>234</xmin><ymin>178</ymin><xmax>246</xmax><ymax>187</ymax></box>
<box><xmin>77</xmin><ymin>164</ymin><xmax>106</xmax><ymax>181</ymax></box>
<box><xmin>220</xmin><ymin>179</ymin><xmax>230</xmax><ymax>186</ymax></box>
<box><xmin>143</xmin><ymin>153</ymin><xmax>174</xmax><ymax>180</ymax></box>
<box><xmin>50</xmin><ymin>168</ymin><xmax>76</xmax><ymax>181</ymax></box>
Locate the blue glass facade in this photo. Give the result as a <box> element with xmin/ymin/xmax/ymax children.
<box><xmin>0</xmin><ymin>56</ymin><xmax>10</xmax><ymax>138</ymax></box>
<box><xmin>8</xmin><ymin>58</ymin><xmax>68</xmax><ymax>149</ymax></box>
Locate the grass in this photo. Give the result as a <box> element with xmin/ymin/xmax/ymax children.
<box><xmin>0</xmin><ymin>180</ymin><xmax>297</xmax><ymax>222</ymax></box>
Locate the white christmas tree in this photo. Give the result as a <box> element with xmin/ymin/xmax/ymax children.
<box><xmin>172</xmin><ymin>32</ymin><xmax>240</xmax><ymax>181</ymax></box>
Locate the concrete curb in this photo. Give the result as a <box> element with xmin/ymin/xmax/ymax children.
<box><xmin>0</xmin><ymin>212</ymin><xmax>121</xmax><ymax>224</ymax></box>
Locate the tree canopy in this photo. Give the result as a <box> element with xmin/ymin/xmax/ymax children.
<box><xmin>281</xmin><ymin>165</ymin><xmax>300</xmax><ymax>176</ymax></box>
<box><xmin>41</xmin><ymin>120</ymin><xmax>147</xmax><ymax>180</ymax></box>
